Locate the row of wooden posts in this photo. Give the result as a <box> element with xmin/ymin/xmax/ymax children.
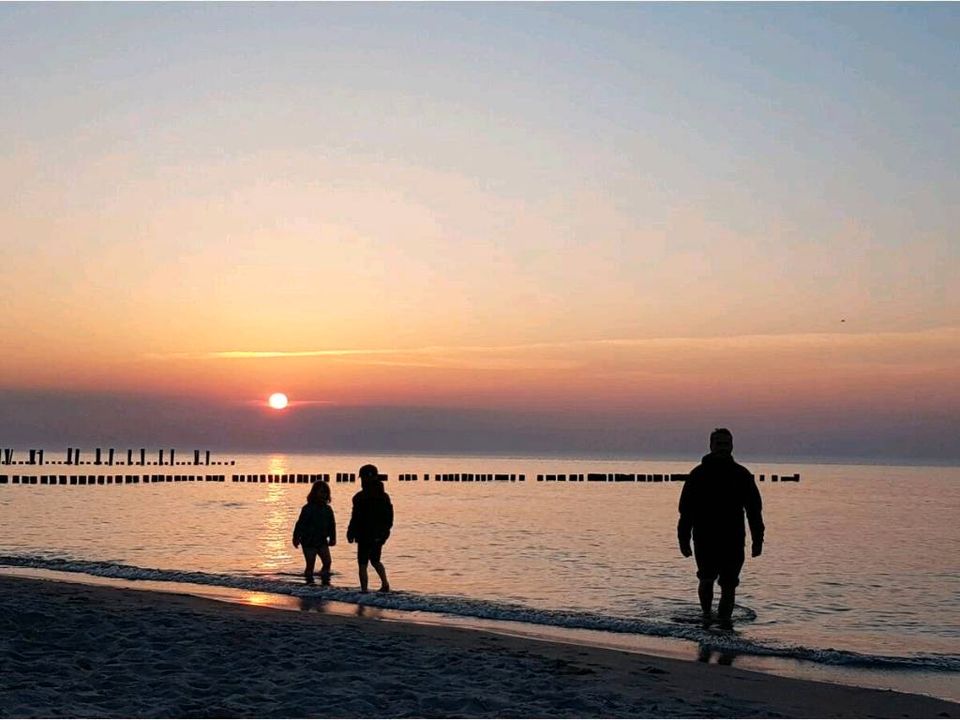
<box><xmin>0</xmin><ymin>448</ymin><xmax>235</xmax><ymax>466</ymax></box>
<box><xmin>533</xmin><ymin>472</ymin><xmax>800</xmax><ymax>482</ymax></box>
<box><xmin>0</xmin><ymin>471</ymin><xmax>800</xmax><ymax>485</ymax></box>
<box><xmin>0</xmin><ymin>475</ymin><xmax>228</xmax><ymax>485</ymax></box>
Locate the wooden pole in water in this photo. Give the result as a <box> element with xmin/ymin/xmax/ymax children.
<box><xmin>140</xmin><ymin>448</ymin><xmax>145</xmax><ymax>465</ymax></box>
<box><xmin>170</xmin><ymin>449</ymin><xmax>175</xmax><ymax>465</ymax></box>
<box><xmin>127</xmin><ymin>449</ymin><xmax>133</xmax><ymax>465</ymax></box>
<box><xmin>29</xmin><ymin>449</ymin><xmax>36</xmax><ymax>465</ymax></box>
<box><xmin>95</xmin><ymin>448</ymin><xmax>102</xmax><ymax>465</ymax></box>
<box><xmin>205</xmin><ymin>450</ymin><xmax>211</xmax><ymax>465</ymax></box>
<box><xmin>108</xmin><ymin>448</ymin><xmax>115</xmax><ymax>466</ymax></box>
<box><xmin>194</xmin><ymin>449</ymin><xmax>200</xmax><ymax>465</ymax></box>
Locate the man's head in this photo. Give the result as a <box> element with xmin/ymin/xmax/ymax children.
<box><xmin>709</xmin><ymin>428</ymin><xmax>734</xmax><ymax>458</ymax></box>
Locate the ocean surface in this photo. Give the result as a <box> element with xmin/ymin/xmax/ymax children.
<box><xmin>1</xmin><ymin>452</ymin><xmax>958</xmax><ymax>701</ymax></box>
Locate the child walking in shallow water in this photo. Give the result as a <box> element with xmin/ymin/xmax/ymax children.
<box><xmin>347</xmin><ymin>464</ymin><xmax>393</xmax><ymax>593</ymax></box>
<box><xmin>292</xmin><ymin>481</ymin><xmax>336</xmax><ymax>585</ymax></box>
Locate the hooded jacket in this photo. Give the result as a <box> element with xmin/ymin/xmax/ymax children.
<box><xmin>347</xmin><ymin>480</ymin><xmax>394</xmax><ymax>543</ymax></box>
<box><xmin>678</xmin><ymin>453</ymin><xmax>764</xmax><ymax>548</ymax></box>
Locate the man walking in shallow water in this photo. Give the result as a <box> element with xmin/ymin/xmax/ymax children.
<box><xmin>678</xmin><ymin>428</ymin><xmax>764</xmax><ymax>626</ymax></box>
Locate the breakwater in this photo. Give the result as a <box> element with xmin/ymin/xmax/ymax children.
<box><xmin>0</xmin><ymin>471</ymin><xmax>799</xmax><ymax>485</ymax></box>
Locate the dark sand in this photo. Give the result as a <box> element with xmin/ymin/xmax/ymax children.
<box><xmin>0</xmin><ymin>576</ymin><xmax>956</xmax><ymax>718</ymax></box>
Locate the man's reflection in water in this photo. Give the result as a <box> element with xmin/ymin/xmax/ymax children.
<box><xmin>697</xmin><ymin>643</ymin><xmax>737</xmax><ymax>666</ymax></box>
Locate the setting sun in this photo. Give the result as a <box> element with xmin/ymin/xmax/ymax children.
<box><xmin>268</xmin><ymin>392</ymin><xmax>289</xmax><ymax>410</ymax></box>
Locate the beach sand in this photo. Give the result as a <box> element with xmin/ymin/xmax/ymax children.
<box><xmin>0</xmin><ymin>576</ymin><xmax>956</xmax><ymax>719</ymax></box>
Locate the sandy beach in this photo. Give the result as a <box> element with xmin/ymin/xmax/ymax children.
<box><xmin>0</xmin><ymin>576</ymin><xmax>955</xmax><ymax>718</ymax></box>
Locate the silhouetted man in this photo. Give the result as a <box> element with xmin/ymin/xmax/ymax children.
<box><xmin>678</xmin><ymin>428</ymin><xmax>764</xmax><ymax>625</ymax></box>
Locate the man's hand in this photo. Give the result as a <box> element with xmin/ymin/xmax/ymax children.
<box><xmin>292</xmin><ymin>539</ymin><xmax>299</xmax><ymax>549</ymax></box>
<box><xmin>328</xmin><ymin>538</ymin><xmax>337</xmax><ymax>548</ymax></box>
<box><xmin>346</xmin><ymin>531</ymin><xmax>354</xmax><ymax>544</ymax></box>
<box><xmin>752</xmin><ymin>541</ymin><xmax>763</xmax><ymax>558</ymax></box>
<box><xmin>679</xmin><ymin>541</ymin><xmax>692</xmax><ymax>558</ymax></box>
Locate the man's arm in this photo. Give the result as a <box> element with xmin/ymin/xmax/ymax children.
<box><xmin>744</xmin><ymin>473</ymin><xmax>764</xmax><ymax>556</ymax></box>
<box><xmin>677</xmin><ymin>478</ymin><xmax>695</xmax><ymax>557</ymax></box>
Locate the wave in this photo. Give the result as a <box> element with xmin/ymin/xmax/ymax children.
<box><xmin>1</xmin><ymin>553</ymin><xmax>957</xmax><ymax>674</ymax></box>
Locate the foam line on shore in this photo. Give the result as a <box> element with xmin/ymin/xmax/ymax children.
<box><xmin>2</xmin><ymin>553</ymin><xmax>958</xmax><ymax>674</ymax></box>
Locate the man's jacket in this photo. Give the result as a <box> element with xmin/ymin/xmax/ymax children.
<box><xmin>678</xmin><ymin>453</ymin><xmax>764</xmax><ymax>547</ymax></box>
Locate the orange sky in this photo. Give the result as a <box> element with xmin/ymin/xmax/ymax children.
<box><xmin>1</xmin><ymin>5</ymin><xmax>958</xmax><ymax>459</ymax></box>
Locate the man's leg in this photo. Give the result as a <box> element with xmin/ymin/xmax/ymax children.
<box><xmin>717</xmin><ymin>585</ymin><xmax>735</xmax><ymax>620</ymax></box>
<box><xmin>717</xmin><ymin>547</ymin><xmax>745</xmax><ymax>621</ymax></box>
<box><xmin>698</xmin><ymin>579</ymin><xmax>714</xmax><ymax>617</ymax></box>
<box><xmin>693</xmin><ymin>542</ymin><xmax>718</xmax><ymax>618</ymax></box>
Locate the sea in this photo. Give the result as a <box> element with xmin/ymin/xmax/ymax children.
<box><xmin>1</xmin><ymin>452</ymin><xmax>958</xmax><ymax>702</ymax></box>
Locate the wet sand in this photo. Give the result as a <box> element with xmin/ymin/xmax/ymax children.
<box><xmin>0</xmin><ymin>575</ymin><xmax>956</xmax><ymax>718</ymax></box>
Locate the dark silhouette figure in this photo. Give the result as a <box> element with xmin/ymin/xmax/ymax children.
<box><xmin>678</xmin><ymin>428</ymin><xmax>764</xmax><ymax>625</ymax></box>
<box><xmin>292</xmin><ymin>481</ymin><xmax>336</xmax><ymax>586</ymax></box>
<box><xmin>347</xmin><ymin>464</ymin><xmax>394</xmax><ymax>593</ymax></box>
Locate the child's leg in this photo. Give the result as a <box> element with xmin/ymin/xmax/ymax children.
<box><xmin>318</xmin><ymin>546</ymin><xmax>332</xmax><ymax>586</ymax></box>
<box><xmin>371</xmin><ymin>560</ymin><xmax>389</xmax><ymax>592</ymax></box>
<box><xmin>301</xmin><ymin>546</ymin><xmax>317</xmax><ymax>584</ymax></box>
<box><xmin>357</xmin><ymin>542</ymin><xmax>370</xmax><ymax>592</ymax></box>
<box><xmin>370</xmin><ymin>542</ymin><xmax>389</xmax><ymax>592</ymax></box>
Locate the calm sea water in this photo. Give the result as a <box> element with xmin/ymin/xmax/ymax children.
<box><xmin>1</xmin><ymin>453</ymin><xmax>958</xmax><ymax>700</ymax></box>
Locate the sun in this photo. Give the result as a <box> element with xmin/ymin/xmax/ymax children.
<box><xmin>268</xmin><ymin>392</ymin><xmax>289</xmax><ymax>410</ymax></box>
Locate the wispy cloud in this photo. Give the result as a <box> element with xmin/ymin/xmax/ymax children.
<box><xmin>145</xmin><ymin>325</ymin><xmax>960</xmax><ymax>366</ymax></box>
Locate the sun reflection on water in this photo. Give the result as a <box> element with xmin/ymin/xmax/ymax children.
<box><xmin>258</xmin><ymin>456</ymin><xmax>293</xmax><ymax>572</ymax></box>
<box><xmin>268</xmin><ymin>456</ymin><xmax>289</xmax><ymax>476</ymax></box>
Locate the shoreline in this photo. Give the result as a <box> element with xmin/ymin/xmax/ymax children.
<box><xmin>3</xmin><ymin>564</ymin><xmax>957</xmax><ymax>704</ymax></box>
<box><xmin>1</xmin><ymin>575</ymin><xmax>957</xmax><ymax>718</ymax></box>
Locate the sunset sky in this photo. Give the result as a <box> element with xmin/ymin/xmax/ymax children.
<box><xmin>1</xmin><ymin>4</ymin><xmax>958</xmax><ymax>460</ymax></box>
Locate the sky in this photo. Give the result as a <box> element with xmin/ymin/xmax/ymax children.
<box><xmin>1</xmin><ymin>4</ymin><xmax>958</xmax><ymax>461</ymax></box>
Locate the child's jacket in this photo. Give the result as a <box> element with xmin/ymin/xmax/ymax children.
<box><xmin>293</xmin><ymin>503</ymin><xmax>336</xmax><ymax>547</ymax></box>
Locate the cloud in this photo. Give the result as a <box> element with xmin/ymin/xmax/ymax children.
<box><xmin>143</xmin><ymin>325</ymin><xmax>960</xmax><ymax>373</ymax></box>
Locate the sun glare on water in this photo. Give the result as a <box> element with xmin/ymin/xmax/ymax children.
<box><xmin>268</xmin><ymin>392</ymin><xmax>289</xmax><ymax>410</ymax></box>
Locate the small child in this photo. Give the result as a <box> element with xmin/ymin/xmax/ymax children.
<box><xmin>292</xmin><ymin>481</ymin><xmax>336</xmax><ymax>585</ymax></box>
<box><xmin>346</xmin><ymin>463</ymin><xmax>393</xmax><ymax>593</ymax></box>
